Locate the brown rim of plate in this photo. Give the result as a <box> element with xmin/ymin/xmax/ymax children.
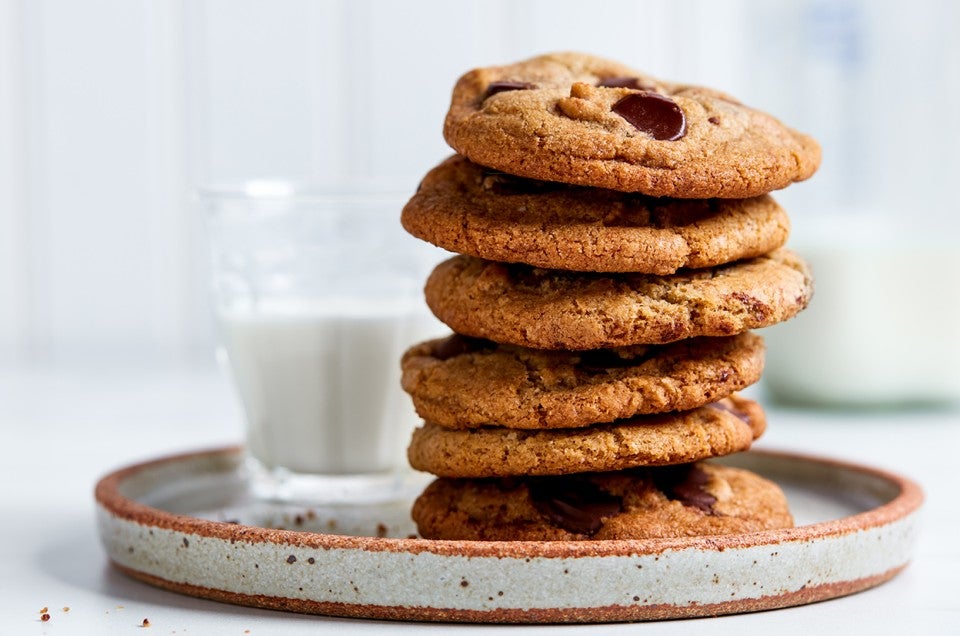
<box><xmin>95</xmin><ymin>446</ymin><xmax>923</xmax><ymax>559</ymax></box>
<box><xmin>110</xmin><ymin>562</ymin><xmax>907</xmax><ymax>623</ymax></box>
<box><xmin>95</xmin><ymin>446</ymin><xmax>923</xmax><ymax>623</ymax></box>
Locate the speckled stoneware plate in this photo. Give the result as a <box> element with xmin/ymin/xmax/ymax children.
<box><xmin>95</xmin><ymin>447</ymin><xmax>922</xmax><ymax>623</ymax></box>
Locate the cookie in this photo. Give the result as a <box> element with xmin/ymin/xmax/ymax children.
<box><xmin>402</xmin><ymin>332</ymin><xmax>764</xmax><ymax>429</ymax></box>
<box><xmin>407</xmin><ymin>395</ymin><xmax>765</xmax><ymax>478</ymax></box>
<box><xmin>402</xmin><ymin>155</ymin><xmax>791</xmax><ymax>274</ymax></box>
<box><xmin>424</xmin><ymin>249</ymin><xmax>813</xmax><ymax>350</ymax></box>
<box><xmin>444</xmin><ymin>52</ymin><xmax>820</xmax><ymax>198</ymax></box>
<box><xmin>412</xmin><ymin>462</ymin><xmax>793</xmax><ymax>541</ymax></box>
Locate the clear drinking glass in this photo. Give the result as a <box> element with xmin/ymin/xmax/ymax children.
<box><xmin>200</xmin><ymin>182</ymin><xmax>443</xmax><ymax>504</ymax></box>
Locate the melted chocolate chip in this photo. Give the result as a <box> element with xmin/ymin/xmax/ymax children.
<box><xmin>597</xmin><ymin>77</ymin><xmax>654</xmax><ymax>91</ymax></box>
<box><xmin>612</xmin><ymin>92</ymin><xmax>686</xmax><ymax>141</ymax></box>
<box><xmin>431</xmin><ymin>334</ymin><xmax>493</xmax><ymax>361</ymax></box>
<box><xmin>708</xmin><ymin>116</ymin><xmax>721</xmax><ymax>125</ymax></box>
<box><xmin>528</xmin><ymin>475</ymin><xmax>623</xmax><ymax>536</ymax></box>
<box><xmin>652</xmin><ymin>464</ymin><xmax>717</xmax><ymax>513</ymax></box>
<box><xmin>577</xmin><ymin>348</ymin><xmax>649</xmax><ymax>373</ymax></box>
<box><xmin>482</xmin><ymin>171</ymin><xmax>564</xmax><ymax>195</ymax></box>
<box><xmin>482</xmin><ymin>81</ymin><xmax>535</xmax><ymax>101</ymax></box>
<box><xmin>707</xmin><ymin>401</ymin><xmax>750</xmax><ymax>425</ymax></box>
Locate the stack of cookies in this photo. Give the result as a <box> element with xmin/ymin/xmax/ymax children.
<box><xmin>398</xmin><ymin>53</ymin><xmax>820</xmax><ymax>541</ymax></box>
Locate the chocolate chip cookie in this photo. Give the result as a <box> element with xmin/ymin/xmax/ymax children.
<box><xmin>412</xmin><ymin>461</ymin><xmax>794</xmax><ymax>540</ymax></box>
<box><xmin>444</xmin><ymin>52</ymin><xmax>820</xmax><ymax>198</ymax></box>
<box><xmin>402</xmin><ymin>155</ymin><xmax>791</xmax><ymax>274</ymax></box>
<box><xmin>424</xmin><ymin>249</ymin><xmax>813</xmax><ymax>350</ymax></box>
<box><xmin>407</xmin><ymin>395</ymin><xmax>765</xmax><ymax>478</ymax></box>
<box><xmin>402</xmin><ymin>332</ymin><xmax>764</xmax><ymax>429</ymax></box>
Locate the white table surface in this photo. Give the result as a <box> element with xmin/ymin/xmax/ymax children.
<box><xmin>2</xmin><ymin>360</ymin><xmax>958</xmax><ymax>635</ymax></box>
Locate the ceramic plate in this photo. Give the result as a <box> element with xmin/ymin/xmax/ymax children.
<box><xmin>95</xmin><ymin>447</ymin><xmax>922</xmax><ymax>623</ymax></box>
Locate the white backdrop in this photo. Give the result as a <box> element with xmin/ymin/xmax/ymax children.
<box><xmin>1</xmin><ymin>0</ymin><xmax>958</xmax><ymax>365</ymax></box>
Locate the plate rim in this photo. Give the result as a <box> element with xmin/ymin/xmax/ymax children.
<box><xmin>94</xmin><ymin>445</ymin><xmax>924</xmax><ymax>558</ymax></box>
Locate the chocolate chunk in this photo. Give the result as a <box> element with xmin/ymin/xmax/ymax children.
<box><xmin>528</xmin><ymin>475</ymin><xmax>623</xmax><ymax>536</ymax></box>
<box><xmin>482</xmin><ymin>171</ymin><xmax>564</xmax><ymax>195</ymax></box>
<box><xmin>597</xmin><ymin>77</ymin><xmax>654</xmax><ymax>91</ymax></box>
<box><xmin>707</xmin><ymin>400</ymin><xmax>750</xmax><ymax>425</ymax></box>
<box><xmin>483</xmin><ymin>81</ymin><xmax>535</xmax><ymax>101</ymax></box>
<box><xmin>577</xmin><ymin>348</ymin><xmax>651</xmax><ymax>373</ymax></box>
<box><xmin>431</xmin><ymin>334</ymin><xmax>493</xmax><ymax>361</ymax></box>
<box><xmin>652</xmin><ymin>464</ymin><xmax>717</xmax><ymax>513</ymax></box>
<box><xmin>612</xmin><ymin>92</ymin><xmax>686</xmax><ymax>141</ymax></box>
<box><xmin>708</xmin><ymin>116</ymin><xmax>721</xmax><ymax>125</ymax></box>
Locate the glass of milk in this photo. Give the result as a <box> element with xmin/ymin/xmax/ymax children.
<box><xmin>200</xmin><ymin>182</ymin><xmax>444</xmax><ymax>504</ymax></box>
<box><xmin>762</xmin><ymin>210</ymin><xmax>960</xmax><ymax>408</ymax></box>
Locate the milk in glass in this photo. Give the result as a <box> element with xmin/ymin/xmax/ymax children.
<box><xmin>219</xmin><ymin>302</ymin><xmax>438</xmax><ymax>475</ymax></box>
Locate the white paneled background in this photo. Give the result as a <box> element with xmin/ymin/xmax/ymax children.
<box><xmin>2</xmin><ymin>0</ymin><xmax>959</xmax><ymax>367</ymax></box>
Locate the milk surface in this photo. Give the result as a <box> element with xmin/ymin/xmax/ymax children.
<box><xmin>219</xmin><ymin>305</ymin><xmax>440</xmax><ymax>474</ymax></box>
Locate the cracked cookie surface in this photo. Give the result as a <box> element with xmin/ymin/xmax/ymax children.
<box><xmin>424</xmin><ymin>249</ymin><xmax>813</xmax><ymax>350</ymax></box>
<box><xmin>402</xmin><ymin>155</ymin><xmax>790</xmax><ymax>274</ymax></box>
<box><xmin>444</xmin><ymin>52</ymin><xmax>820</xmax><ymax>198</ymax></box>
<box><xmin>402</xmin><ymin>332</ymin><xmax>764</xmax><ymax>429</ymax></box>
<box><xmin>412</xmin><ymin>461</ymin><xmax>793</xmax><ymax>540</ymax></box>
<box><xmin>407</xmin><ymin>395</ymin><xmax>765</xmax><ymax>477</ymax></box>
